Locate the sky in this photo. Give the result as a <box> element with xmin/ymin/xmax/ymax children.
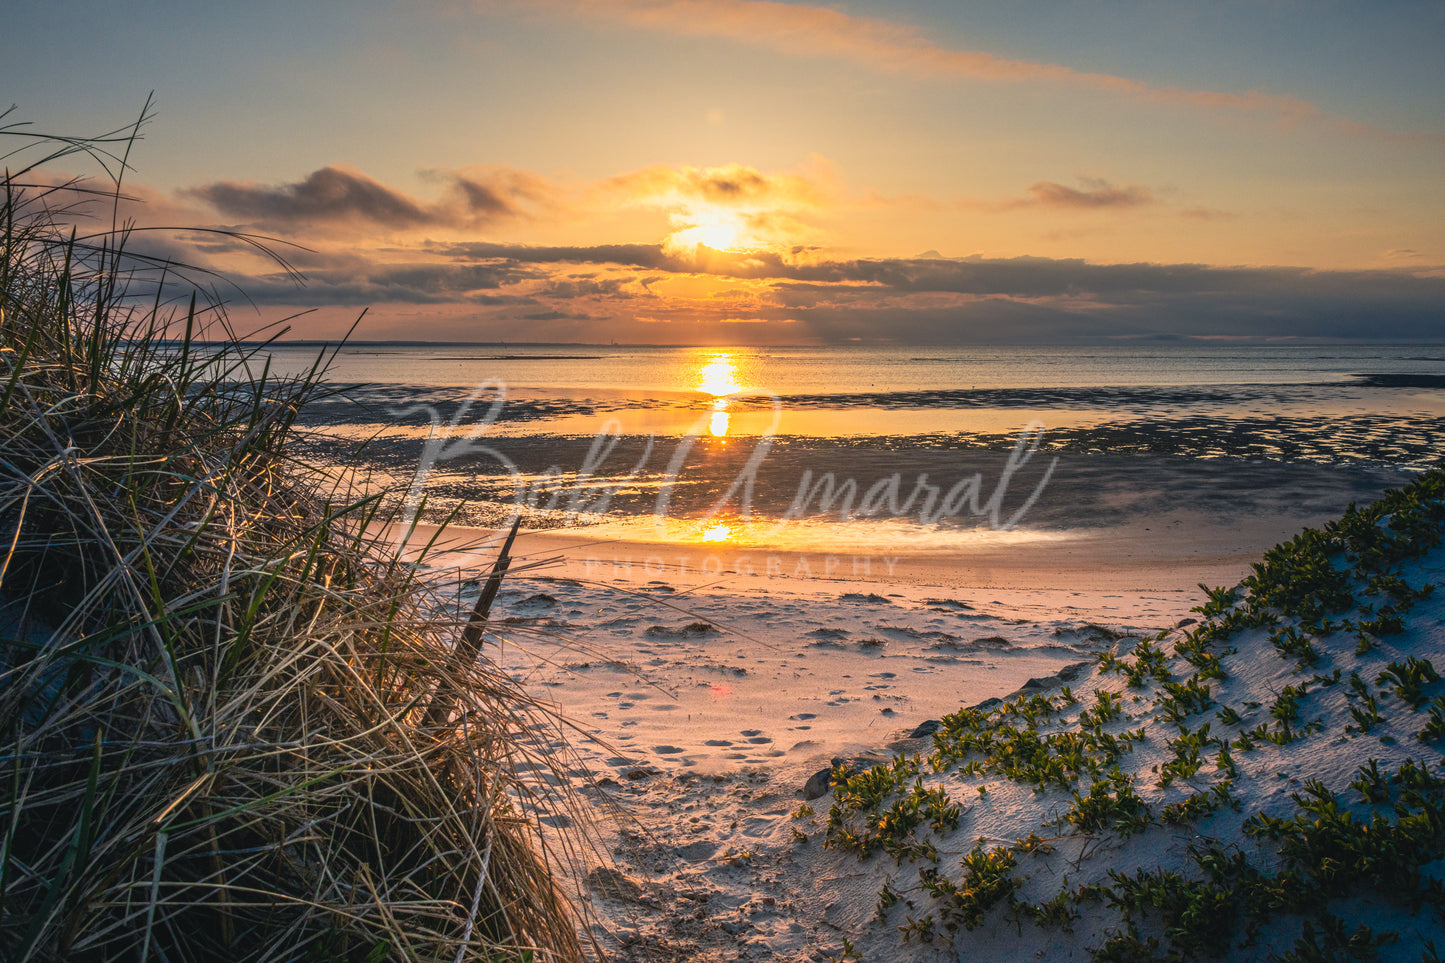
<box><xmin>3</xmin><ymin>0</ymin><xmax>1444</xmax><ymax>344</ymax></box>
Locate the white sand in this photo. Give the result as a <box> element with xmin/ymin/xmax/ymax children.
<box><xmin>399</xmin><ymin>515</ymin><xmax>1444</xmax><ymax>961</ymax></box>
<box><xmin>409</xmin><ymin>522</ymin><xmax>1224</xmax><ymax>779</ymax></box>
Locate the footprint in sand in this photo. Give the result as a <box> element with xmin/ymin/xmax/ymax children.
<box><xmin>704</xmin><ymin>739</ymin><xmax>733</xmax><ymax>746</ymax></box>
<box><xmin>790</xmin><ymin>713</ymin><xmax>816</xmax><ymax>721</ymax></box>
<box><xmin>676</xmin><ymin>840</ymin><xmax>718</xmax><ymax>861</ymax></box>
<box><xmin>740</xmin><ymin>729</ymin><xmax>763</xmax><ymax>737</ymax></box>
<box><xmin>653</xmin><ymin>745</ymin><xmax>686</xmax><ymax>754</ymax></box>
<box><xmin>746</xmin><ymin>736</ymin><xmax>772</xmax><ymax>744</ymax></box>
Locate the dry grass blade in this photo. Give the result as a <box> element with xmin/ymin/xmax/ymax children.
<box><xmin>0</xmin><ymin>110</ymin><xmax>589</xmax><ymax>962</ymax></box>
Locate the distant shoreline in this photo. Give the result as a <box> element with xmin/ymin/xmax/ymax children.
<box><xmin>190</xmin><ymin>338</ymin><xmax>1445</xmax><ymax>348</ymax></box>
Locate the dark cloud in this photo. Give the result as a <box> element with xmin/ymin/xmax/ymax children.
<box><xmin>520</xmin><ymin>310</ymin><xmax>596</xmax><ymax>321</ymax></box>
<box><xmin>1025</xmin><ymin>179</ymin><xmax>1153</xmax><ymax>209</ymax></box>
<box><xmin>451</xmin><ymin>177</ymin><xmax>515</xmax><ymax>217</ymax></box>
<box><xmin>202</xmin><ymin>237</ymin><xmax>1445</xmax><ymax>342</ymax></box>
<box><xmin>539</xmin><ymin>276</ymin><xmax>637</xmax><ymax>299</ymax></box>
<box><xmin>429</xmin><ymin>241</ymin><xmax>673</xmax><ymax>268</ymax></box>
<box><xmin>188</xmin><ymin>165</ymin><xmax>549</xmax><ymax>232</ymax></box>
<box><xmin>191</xmin><ymin>166</ymin><xmax>431</xmax><ymax>228</ymax></box>
<box><xmin>692</xmin><ymin>167</ymin><xmax>769</xmax><ymax>202</ymax></box>
<box><xmin>227</xmin><ymin>259</ymin><xmax>543</xmax><ymax>306</ymax></box>
<box><xmin>961</xmin><ymin>177</ymin><xmax>1156</xmax><ymax>213</ymax></box>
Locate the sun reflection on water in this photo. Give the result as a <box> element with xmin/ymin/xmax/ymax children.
<box><xmin>695</xmin><ymin>354</ymin><xmax>743</xmax><ymax>438</ymax></box>
<box><xmin>696</xmin><ymin>354</ymin><xmax>743</xmax><ymax>397</ymax></box>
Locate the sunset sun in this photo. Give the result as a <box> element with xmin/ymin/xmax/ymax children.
<box><xmin>668</xmin><ymin>206</ymin><xmax>745</xmax><ymax>251</ymax></box>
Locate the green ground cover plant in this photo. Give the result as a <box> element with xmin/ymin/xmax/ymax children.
<box><xmin>827</xmin><ymin>461</ymin><xmax>1445</xmax><ymax>960</ymax></box>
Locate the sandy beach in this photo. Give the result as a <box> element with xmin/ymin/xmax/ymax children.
<box><xmin>401</xmin><ymin>510</ymin><xmax>1287</xmax><ymax>780</ymax></box>
<box><xmin>381</xmin><ymin>474</ymin><xmax>1445</xmax><ymax>961</ymax></box>
<box><xmin>338</xmin><ymin>354</ymin><xmax>1444</xmax><ymax>960</ymax></box>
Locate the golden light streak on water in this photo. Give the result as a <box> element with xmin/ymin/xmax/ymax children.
<box><xmin>696</xmin><ymin>353</ymin><xmax>743</xmax><ymax>397</ymax></box>
<box><xmin>696</xmin><ymin>353</ymin><xmax>743</xmax><ymax>439</ymax></box>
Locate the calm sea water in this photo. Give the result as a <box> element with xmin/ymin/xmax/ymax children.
<box><xmin>264</xmin><ymin>342</ymin><xmax>1445</xmax><ymax>396</ymax></box>
<box><xmin>277</xmin><ymin>342</ymin><xmax>1442</xmax><ymax>545</ymax></box>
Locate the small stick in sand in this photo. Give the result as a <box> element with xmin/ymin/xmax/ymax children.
<box><xmin>427</xmin><ymin>516</ymin><xmax>522</xmax><ymax>727</ymax></box>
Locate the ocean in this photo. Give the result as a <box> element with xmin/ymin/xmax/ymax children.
<box><xmin>281</xmin><ymin>342</ymin><xmax>1444</xmax><ymax>553</ymax></box>
<box><xmin>266</xmin><ymin>341</ymin><xmax>1445</xmax><ymax>394</ymax></box>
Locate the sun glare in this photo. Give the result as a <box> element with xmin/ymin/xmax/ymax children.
<box><xmin>700</xmin><ymin>523</ymin><xmax>734</xmax><ymax>542</ymax></box>
<box><xmin>670</xmin><ymin>207</ymin><xmax>744</xmax><ymax>251</ymax></box>
<box><xmin>696</xmin><ymin>354</ymin><xmax>742</xmax><ymax>397</ymax></box>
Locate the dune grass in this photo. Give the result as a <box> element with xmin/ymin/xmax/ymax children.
<box><xmin>0</xmin><ymin>111</ymin><xmax>588</xmax><ymax>961</ymax></box>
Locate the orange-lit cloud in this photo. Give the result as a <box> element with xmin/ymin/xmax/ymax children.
<box><xmin>187</xmin><ymin>157</ymin><xmax>837</xmax><ymax>254</ymax></box>
<box><xmin>599</xmin><ymin>158</ymin><xmax>835</xmax><ymax>254</ymax></box>
<box><xmin>552</xmin><ymin>0</ymin><xmax>1396</xmax><ymax>135</ymax></box>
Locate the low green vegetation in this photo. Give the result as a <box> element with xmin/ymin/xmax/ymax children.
<box><xmin>825</xmin><ymin>463</ymin><xmax>1445</xmax><ymax>960</ymax></box>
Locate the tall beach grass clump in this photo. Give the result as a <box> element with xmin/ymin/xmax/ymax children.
<box><xmin>0</xmin><ymin>111</ymin><xmax>587</xmax><ymax>961</ymax></box>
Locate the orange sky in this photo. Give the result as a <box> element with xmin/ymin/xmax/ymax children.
<box><xmin>4</xmin><ymin>0</ymin><xmax>1443</xmax><ymax>343</ymax></box>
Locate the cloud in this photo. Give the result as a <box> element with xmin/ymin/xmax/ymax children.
<box><xmin>430</xmin><ymin>240</ymin><xmax>674</xmax><ymax>268</ymax></box>
<box><xmin>188</xmin><ymin>157</ymin><xmax>836</xmax><ymax>252</ymax></box>
<box><xmin>225</xmin><ymin>257</ymin><xmax>545</xmax><ymax>306</ymax></box>
<box><xmin>965</xmin><ymin>178</ymin><xmax>1155</xmax><ymax>213</ymax></box>
<box><xmin>598</xmin><ymin>158</ymin><xmax>835</xmax><ymax>252</ymax></box>
<box><xmin>1025</xmin><ymin>179</ymin><xmax>1153</xmax><ymax>210</ymax></box>
<box><xmin>520</xmin><ymin>309</ymin><xmax>598</xmax><ymax>321</ymax></box>
<box><xmin>190</xmin><ymin>166</ymin><xmax>429</xmax><ymax>228</ymax></box>
<box><xmin>188</xmin><ymin>164</ymin><xmax>555</xmax><ymax>232</ymax></box>
<box><xmin>1181</xmin><ymin>206</ymin><xmax>1236</xmax><ymax>221</ymax></box>
<box><xmin>426</xmin><ymin>239</ymin><xmax>1445</xmax><ymax>307</ymax></box>
<box><xmin>221</xmin><ymin>236</ymin><xmax>1445</xmax><ymax>343</ymax></box>
<box><xmin>556</xmin><ymin>0</ymin><xmax>1372</xmax><ymax>133</ymax></box>
<box><xmin>538</xmin><ymin>276</ymin><xmax>640</xmax><ymax>299</ymax></box>
<box><xmin>601</xmin><ymin>160</ymin><xmax>829</xmax><ymax>209</ymax></box>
